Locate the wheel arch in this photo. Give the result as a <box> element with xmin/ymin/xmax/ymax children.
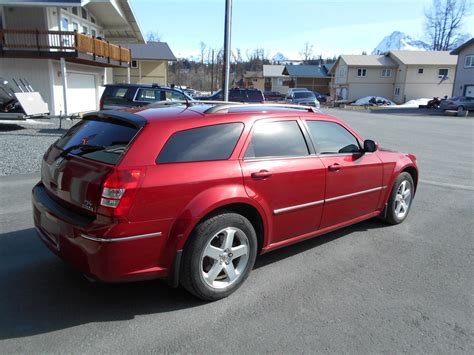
<box><xmin>402</xmin><ymin>165</ymin><xmax>418</xmax><ymax>194</ymax></box>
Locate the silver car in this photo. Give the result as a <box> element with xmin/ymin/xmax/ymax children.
<box><xmin>440</xmin><ymin>96</ymin><xmax>474</xmax><ymax>111</ymax></box>
<box><xmin>285</xmin><ymin>91</ymin><xmax>320</xmax><ymax>109</ymax></box>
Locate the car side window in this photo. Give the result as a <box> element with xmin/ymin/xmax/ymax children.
<box><xmin>245</xmin><ymin>120</ymin><xmax>309</xmax><ymax>159</ymax></box>
<box><xmin>136</xmin><ymin>89</ymin><xmax>160</xmax><ymax>102</ymax></box>
<box><xmin>165</xmin><ymin>90</ymin><xmax>186</xmax><ymax>101</ymax></box>
<box><xmin>157</xmin><ymin>123</ymin><xmax>244</xmax><ymax>163</ymax></box>
<box><xmin>305</xmin><ymin>120</ymin><xmax>361</xmax><ymax>154</ymax></box>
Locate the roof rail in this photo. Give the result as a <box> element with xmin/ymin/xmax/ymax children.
<box><xmin>203</xmin><ymin>103</ymin><xmax>320</xmax><ymax>114</ymax></box>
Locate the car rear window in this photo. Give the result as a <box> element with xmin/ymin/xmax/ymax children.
<box><xmin>294</xmin><ymin>92</ymin><xmax>315</xmax><ymax>99</ymax></box>
<box><xmin>103</xmin><ymin>86</ymin><xmax>128</xmax><ymax>98</ymax></box>
<box><xmin>55</xmin><ymin>119</ymin><xmax>139</xmax><ymax>165</ymax></box>
<box><xmin>157</xmin><ymin>123</ymin><xmax>244</xmax><ymax>163</ymax></box>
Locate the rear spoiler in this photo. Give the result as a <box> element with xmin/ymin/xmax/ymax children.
<box><xmin>83</xmin><ymin>111</ymin><xmax>147</xmax><ymax>129</ymax></box>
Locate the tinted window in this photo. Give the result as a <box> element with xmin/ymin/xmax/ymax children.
<box><xmin>158</xmin><ymin>123</ymin><xmax>244</xmax><ymax>163</ymax></box>
<box><xmin>55</xmin><ymin>119</ymin><xmax>139</xmax><ymax>165</ymax></box>
<box><xmin>247</xmin><ymin>90</ymin><xmax>264</xmax><ymax>100</ymax></box>
<box><xmin>294</xmin><ymin>92</ymin><xmax>315</xmax><ymax>99</ymax></box>
<box><xmin>245</xmin><ymin>121</ymin><xmax>309</xmax><ymax>159</ymax></box>
<box><xmin>306</xmin><ymin>121</ymin><xmax>360</xmax><ymax>154</ymax></box>
<box><xmin>136</xmin><ymin>89</ymin><xmax>161</xmax><ymax>102</ymax></box>
<box><xmin>165</xmin><ymin>90</ymin><xmax>186</xmax><ymax>101</ymax></box>
<box><xmin>104</xmin><ymin>86</ymin><xmax>128</xmax><ymax>99</ymax></box>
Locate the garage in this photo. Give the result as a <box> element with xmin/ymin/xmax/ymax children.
<box><xmin>66</xmin><ymin>72</ymin><xmax>98</xmax><ymax>114</ymax></box>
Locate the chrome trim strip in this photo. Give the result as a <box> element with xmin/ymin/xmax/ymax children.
<box><xmin>325</xmin><ymin>186</ymin><xmax>387</xmax><ymax>203</ymax></box>
<box><xmin>80</xmin><ymin>231</ymin><xmax>162</xmax><ymax>243</ymax></box>
<box><xmin>273</xmin><ymin>186</ymin><xmax>386</xmax><ymax>215</ymax></box>
<box><xmin>274</xmin><ymin>200</ymin><xmax>324</xmax><ymax>215</ymax></box>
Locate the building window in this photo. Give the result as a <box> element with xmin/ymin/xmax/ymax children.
<box><xmin>72</xmin><ymin>7</ymin><xmax>78</xmax><ymax>16</ymax></box>
<box><xmin>418</xmin><ymin>68</ymin><xmax>424</xmax><ymax>74</ymax></box>
<box><xmin>277</xmin><ymin>78</ymin><xmax>284</xmax><ymax>86</ymax></box>
<box><xmin>357</xmin><ymin>68</ymin><xmax>367</xmax><ymax>77</ymax></box>
<box><xmin>465</xmin><ymin>55</ymin><xmax>474</xmax><ymax>68</ymax></box>
<box><xmin>91</xmin><ymin>28</ymin><xmax>96</xmax><ymax>37</ymax></box>
<box><xmin>72</xmin><ymin>22</ymin><xmax>79</xmax><ymax>32</ymax></box>
<box><xmin>438</xmin><ymin>68</ymin><xmax>449</xmax><ymax>78</ymax></box>
<box><xmin>381</xmin><ymin>69</ymin><xmax>392</xmax><ymax>77</ymax></box>
<box><xmin>81</xmin><ymin>8</ymin><xmax>87</xmax><ymax>20</ymax></box>
<box><xmin>90</xmin><ymin>16</ymin><xmax>96</xmax><ymax>24</ymax></box>
<box><xmin>131</xmin><ymin>60</ymin><xmax>138</xmax><ymax>68</ymax></box>
<box><xmin>394</xmin><ymin>87</ymin><xmax>400</xmax><ymax>96</ymax></box>
<box><xmin>82</xmin><ymin>25</ymin><xmax>88</xmax><ymax>35</ymax></box>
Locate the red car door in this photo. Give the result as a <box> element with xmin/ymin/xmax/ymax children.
<box><xmin>240</xmin><ymin>119</ymin><xmax>326</xmax><ymax>245</ymax></box>
<box><xmin>305</xmin><ymin>120</ymin><xmax>384</xmax><ymax>229</ymax></box>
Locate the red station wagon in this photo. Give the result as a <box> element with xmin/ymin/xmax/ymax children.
<box><xmin>32</xmin><ymin>103</ymin><xmax>418</xmax><ymax>300</ymax></box>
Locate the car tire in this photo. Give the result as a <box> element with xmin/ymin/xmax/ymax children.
<box><xmin>383</xmin><ymin>172</ymin><xmax>414</xmax><ymax>225</ymax></box>
<box><xmin>180</xmin><ymin>211</ymin><xmax>257</xmax><ymax>301</ymax></box>
<box><xmin>457</xmin><ymin>105</ymin><xmax>464</xmax><ymax>112</ymax></box>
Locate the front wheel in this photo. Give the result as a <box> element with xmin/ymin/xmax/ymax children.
<box><xmin>383</xmin><ymin>172</ymin><xmax>414</xmax><ymax>225</ymax></box>
<box><xmin>180</xmin><ymin>212</ymin><xmax>257</xmax><ymax>301</ymax></box>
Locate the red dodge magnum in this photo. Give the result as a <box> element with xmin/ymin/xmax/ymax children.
<box><xmin>33</xmin><ymin>103</ymin><xmax>418</xmax><ymax>300</ymax></box>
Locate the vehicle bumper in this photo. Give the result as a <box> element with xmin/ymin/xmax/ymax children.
<box><xmin>32</xmin><ymin>183</ymin><xmax>170</xmax><ymax>282</ymax></box>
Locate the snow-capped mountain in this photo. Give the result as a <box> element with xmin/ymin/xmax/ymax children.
<box><xmin>372</xmin><ymin>31</ymin><xmax>429</xmax><ymax>55</ymax></box>
<box><xmin>271</xmin><ymin>52</ymin><xmax>288</xmax><ymax>63</ymax></box>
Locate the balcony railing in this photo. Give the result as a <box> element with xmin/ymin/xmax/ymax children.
<box><xmin>0</xmin><ymin>29</ymin><xmax>131</xmax><ymax>65</ymax></box>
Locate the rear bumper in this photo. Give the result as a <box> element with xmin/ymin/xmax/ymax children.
<box><xmin>32</xmin><ymin>183</ymin><xmax>170</xmax><ymax>282</ymax></box>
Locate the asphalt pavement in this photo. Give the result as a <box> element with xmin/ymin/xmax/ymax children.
<box><xmin>0</xmin><ymin>110</ymin><xmax>473</xmax><ymax>353</ymax></box>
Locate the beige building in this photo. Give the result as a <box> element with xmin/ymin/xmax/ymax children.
<box><xmin>263</xmin><ymin>65</ymin><xmax>289</xmax><ymax>93</ymax></box>
<box><xmin>113</xmin><ymin>42</ymin><xmax>176</xmax><ymax>85</ymax></box>
<box><xmin>242</xmin><ymin>71</ymin><xmax>265</xmax><ymax>91</ymax></box>
<box><xmin>450</xmin><ymin>38</ymin><xmax>474</xmax><ymax>97</ymax></box>
<box><xmin>330</xmin><ymin>51</ymin><xmax>457</xmax><ymax>103</ymax></box>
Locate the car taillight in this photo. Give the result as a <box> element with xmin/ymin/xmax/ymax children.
<box><xmin>99</xmin><ymin>97</ymin><xmax>104</xmax><ymax>110</ymax></box>
<box><xmin>98</xmin><ymin>168</ymin><xmax>145</xmax><ymax>217</ymax></box>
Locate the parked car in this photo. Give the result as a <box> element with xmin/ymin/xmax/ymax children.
<box><xmin>439</xmin><ymin>96</ymin><xmax>474</xmax><ymax>111</ymax></box>
<box><xmin>287</xmin><ymin>87</ymin><xmax>309</xmax><ymax>96</ymax></box>
<box><xmin>263</xmin><ymin>91</ymin><xmax>285</xmax><ymax>101</ymax></box>
<box><xmin>195</xmin><ymin>88</ymin><xmax>265</xmax><ymax>103</ymax></box>
<box><xmin>33</xmin><ymin>102</ymin><xmax>418</xmax><ymax>301</ymax></box>
<box><xmin>313</xmin><ymin>91</ymin><xmax>329</xmax><ymax>103</ymax></box>
<box><xmin>100</xmin><ymin>84</ymin><xmax>193</xmax><ymax>110</ymax></box>
<box><xmin>286</xmin><ymin>90</ymin><xmax>320</xmax><ymax>108</ymax></box>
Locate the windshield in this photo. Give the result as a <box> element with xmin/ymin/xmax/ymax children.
<box><xmin>294</xmin><ymin>92</ymin><xmax>315</xmax><ymax>99</ymax></box>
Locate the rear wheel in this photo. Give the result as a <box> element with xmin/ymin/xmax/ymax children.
<box><xmin>457</xmin><ymin>105</ymin><xmax>464</xmax><ymax>113</ymax></box>
<box><xmin>180</xmin><ymin>212</ymin><xmax>257</xmax><ymax>301</ymax></box>
<box><xmin>383</xmin><ymin>172</ymin><xmax>414</xmax><ymax>225</ymax></box>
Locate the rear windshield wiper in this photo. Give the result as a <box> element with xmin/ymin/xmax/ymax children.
<box><xmin>59</xmin><ymin>144</ymin><xmax>106</xmax><ymax>157</ymax></box>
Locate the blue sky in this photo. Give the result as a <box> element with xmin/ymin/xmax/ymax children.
<box><xmin>130</xmin><ymin>0</ymin><xmax>474</xmax><ymax>59</ymax></box>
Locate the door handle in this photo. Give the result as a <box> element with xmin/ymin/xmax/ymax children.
<box><xmin>328</xmin><ymin>163</ymin><xmax>342</xmax><ymax>172</ymax></box>
<box><xmin>251</xmin><ymin>170</ymin><xmax>272</xmax><ymax>179</ymax></box>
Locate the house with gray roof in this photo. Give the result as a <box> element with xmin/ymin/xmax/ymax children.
<box><xmin>113</xmin><ymin>42</ymin><xmax>177</xmax><ymax>85</ymax></box>
<box><xmin>263</xmin><ymin>65</ymin><xmax>288</xmax><ymax>94</ymax></box>
<box><xmin>450</xmin><ymin>38</ymin><xmax>474</xmax><ymax>97</ymax></box>
<box><xmin>282</xmin><ymin>64</ymin><xmax>333</xmax><ymax>95</ymax></box>
<box><xmin>330</xmin><ymin>51</ymin><xmax>457</xmax><ymax>103</ymax></box>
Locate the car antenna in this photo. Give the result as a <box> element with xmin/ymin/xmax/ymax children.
<box><xmin>177</xmin><ymin>82</ymin><xmax>191</xmax><ymax>108</ymax></box>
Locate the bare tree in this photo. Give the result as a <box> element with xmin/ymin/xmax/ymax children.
<box><xmin>146</xmin><ymin>31</ymin><xmax>162</xmax><ymax>42</ymax></box>
<box><xmin>425</xmin><ymin>0</ymin><xmax>469</xmax><ymax>50</ymax></box>
<box><xmin>299</xmin><ymin>42</ymin><xmax>314</xmax><ymax>62</ymax></box>
<box><xmin>199</xmin><ymin>41</ymin><xmax>207</xmax><ymax>65</ymax></box>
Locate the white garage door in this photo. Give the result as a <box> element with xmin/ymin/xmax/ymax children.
<box><xmin>465</xmin><ymin>85</ymin><xmax>474</xmax><ymax>98</ymax></box>
<box><xmin>67</xmin><ymin>72</ymin><xmax>97</xmax><ymax>114</ymax></box>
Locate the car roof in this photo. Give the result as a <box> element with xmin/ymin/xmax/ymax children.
<box><xmin>122</xmin><ymin>103</ymin><xmax>342</xmax><ymax>127</ymax></box>
<box><xmin>104</xmin><ymin>83</ymin><xmax>184</xmax><ymax>91</ymax></box>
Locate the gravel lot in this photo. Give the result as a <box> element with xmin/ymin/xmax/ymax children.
<box><xmin>0</xmin><ymin>118</ymin><xmax>75</xmax><ymax>176</ymax></box>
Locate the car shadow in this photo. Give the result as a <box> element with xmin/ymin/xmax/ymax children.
<box><xmin>0</xmin><ymin>219</ymin><xmax>389</xmax><ymax>340</ymax></box>
<box><xmin>255</xmin><ymin>218</ymin><xmax>388</xmax><ymax>269</ymax></box>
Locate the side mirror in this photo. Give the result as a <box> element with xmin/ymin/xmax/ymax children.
<box><xmin>363</xmin><ymin>139</ymin><xmax>378</xmax><ymax>153</ymax></box>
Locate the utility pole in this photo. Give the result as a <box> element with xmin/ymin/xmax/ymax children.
<box><xmin>211</xmin><ymin>49</ymin><xmax>214</xmax><ymax>93</ymax></box>
<box><xmin>222</xmin><ymin>0</ymin><xmax>232</xmax><ymax>101</ymax></box>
